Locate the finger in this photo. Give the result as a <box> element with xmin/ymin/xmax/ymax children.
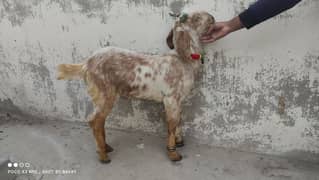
<box><xmin>201</xmin><ymin>36</ymin><xmax>217</xmax><ymax>43</ymax></box>
<box><xmin>201</xmin><ymin>30</ymin><xmax>227</xmax><ymax>43</ymax></box>
<box><xmin>209</xmin><ymin>33</ymin><xmax>224</xmax><ymax>42</ymax></box>
<box><xmin>201</xmin><ymin>38</ymin><xmax>217</xmax><ymax>43</ymax></box>
<box><xmin>208</xmin><ymin>24</ymin><xmax>216</xmax><ymax>31</ymax></box>
<box><xmin>202</xmin><ymin>23</ymin><xmax>224</xmax><ymax>37</ymax></box>
<box><xmin>200</xmin><ymin>34</ymin><xmax>216</xmax><ymax>41</ymax></box>
<box><xmin>201</xmin><ymin>33</ymin><xmax>214</xmax><ymax>40</ymax></box>
<box><xmin>201</xmin><ymin>29</ymin><xmax>224</xmax><ymax>43</ymax></box>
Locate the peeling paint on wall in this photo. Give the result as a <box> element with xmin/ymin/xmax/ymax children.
<box><xmin>1</xmin><ymin>0</ymin><xmax>35</xmax><ymax>26</ymax></box>
<box><xmin>0</xmin><ymin>0</ymin><xmax>318</xmax><ymax>162</ymax></box>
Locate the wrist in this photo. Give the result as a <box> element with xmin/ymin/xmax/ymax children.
<box><xmin>227</xmin><ymin>16</ymin><xmax>244</xmax><ymax>33</ymax></box>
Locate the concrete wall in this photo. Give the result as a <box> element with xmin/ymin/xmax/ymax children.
<box><xmin>0</xmin><ymin>0</ymin><xmax>318</xmax><ymax>161</ymax></box>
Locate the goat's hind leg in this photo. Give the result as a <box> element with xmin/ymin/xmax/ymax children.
<box><xmin>88</xmin><ymin>109</ymin><xmax>112</xmax><ymax>163</ymax></box>
<box><xmin>87</xmin><ymin>78</ymin><xmax>116</xmax><ymax>163</ymax></box>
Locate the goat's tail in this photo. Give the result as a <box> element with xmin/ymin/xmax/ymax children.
<box><xmin>57</xmin><ymin>63</ymin><xmax>85</xmax><ymax>80</ymax></box>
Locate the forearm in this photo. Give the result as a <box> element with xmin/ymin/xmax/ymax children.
<box><xmin>239</xmin><ymin>0</ymin><xmax>302</xmax><ymax>29</ymax></box>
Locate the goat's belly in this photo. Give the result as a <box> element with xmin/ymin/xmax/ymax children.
<box><xmin>122</xmin><ymin>81</ymin><xmax>172</xmax><ymax>102</ymax></box>
<box><xmin>134</xmin><ymin>91</ymin><xmax>164</xmax><ymax>102</ymax></box>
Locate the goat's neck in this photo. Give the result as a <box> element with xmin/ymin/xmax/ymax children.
<box><xmin>181</xmin><ymin>25</ymin><xmax>203</xmax><ymax>75</ymax></box>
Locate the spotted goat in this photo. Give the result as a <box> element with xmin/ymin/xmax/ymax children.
<box><xmin>57</xmin><ymin>11</ymin><xmax>215</xmax><ymax>163</ymax></box>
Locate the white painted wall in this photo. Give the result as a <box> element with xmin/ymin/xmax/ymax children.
<box><xmin>0</xmin><ymin>0</ymin><xmax>318</xmax><ymax>161</ymax></box>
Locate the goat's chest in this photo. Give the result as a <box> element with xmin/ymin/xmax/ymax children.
<box><xmin>179</xmin><ymin>69</ymin><xmax>195</xmax><ymax>98</ymax></box>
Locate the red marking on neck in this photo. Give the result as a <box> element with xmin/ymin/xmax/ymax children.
<box><xmin>190</xmin><ymin>53</ymin><xmax>201</xmax><ymax>60</ymax></box>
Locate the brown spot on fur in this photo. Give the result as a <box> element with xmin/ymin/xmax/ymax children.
<box><xmin>137</xmin><ymin>67</ymin><xmax>141</xmax><ymax>73</ymax></box>
<box><xmin>132</xmin><ymin>85</ymin><xmax>139</xmax><ymax>90</ymax></box>
<box><xmin>174</xmin><ymin>30</ymin><xmax>192</xmax><ymax>61</ymax></box>
<box><xmin>174</xmin><ymin>94</ymin><xmax>181</xmax><ymax>103</ymax></box>
<box><xmin>91</xmin><ymin>52</ymin><xmax>149</xmax><ymax>97</ymax></box>
<box><xmin>164</xmin><ymin>61</ymin><xmax>183</xmax><ymax>88</ymax></box>
<box><xmin>190</xmin><ymin>13</ymin><xmax>202</xmax><ymax>29</ymax></box>
<box><xmin>142</xmin><ymin>84</ymin><xmax>147</xmax><ymax>91</ymax></box>
<box><xmin>128</xmin><ymin>73</ymin><xmax>136</xmax><ymax>82</ymax></box>
<box><xmin>145</xmin><ymin>73</ymin><xmax>151</xmax><ymax>78</ymax></box>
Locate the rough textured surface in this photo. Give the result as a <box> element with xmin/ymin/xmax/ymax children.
<box><xmin>0</xmin><ymin>0</ymin><xmax>318</xmax><ymax>161</ymax></box>
<box><xmin>0</xmin><ymin>115</ymin><xmax>319</xmax><ymax>180</ymax></box>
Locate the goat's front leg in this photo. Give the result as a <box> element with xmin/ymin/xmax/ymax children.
<box><xmin>163</xmin><ymin>97</ymin><xmax>182</xmax><ymax>161</ymax></box>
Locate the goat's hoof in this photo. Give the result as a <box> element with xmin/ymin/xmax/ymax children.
<box><xmin>98</xmin><ymin>151</ymin><xmax>111</xmax><ymax>164</ymax></box>
<box><xmin>99</xmin><ymin>158</ymin><xmax>111</xmax><ymax>164</ymax></box>
<box><xmin>99</xmin><ymin>155</ymin><xmax>111</xmax><ymax>164</ymax></box>
<box><xmin>106</xmin><ymin>144</ymin><xmax>114</xmax><ymax>153</ymax></box>
<box><xmin>168</xmin><ymin>151</ymin><xmax>183</xmax><ymax>161</ymax></box>
<box><xmin>176</xmin><ymin>140</ymin><xmax>184</xmax><ymax>148</ymax></box>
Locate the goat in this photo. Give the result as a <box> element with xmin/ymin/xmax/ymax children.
<box><xmin>57</xmin><ymin>11</ymin><xmax>215</xmax><ymax>163</ymax></box>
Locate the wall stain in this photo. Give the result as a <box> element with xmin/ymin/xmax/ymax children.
<box><xmin>113</xmin><ymin>98</ymin><xmax>135</xmax><ymax>117</ymax></box>
<box><xmin>0</xmin><ymin>44</ymin><xmax>5</xmax><ymax>59</ymax></box>
<box><xmin>21</xmin><ymin>60</ymin><xmax>57</xmax><ymax>106</ymax></box>
<box><xmin>127</xmin><ymin>0</ymin><xmax>167</xmax><ymax>8</ymax></box>
<box><xmin>276</xmin><ymin>74</ymin><xmax>318</xmax><ymax>119</ymax></box>
<box><xmin>194</xmin><ymin>50</ymin><xmax>318</xmax><ymax>142</ymax></box>
<box><xmin>206</xmin><ymin>50</ymin><xmax>247</xmax><ymax>93</ymax></box>
<box><xmin>278</xmin><ymin>96</ymin><xmax>286</xmax><ymax>115</ymax></box>
<box><xmin>1</xmin><ymin>0</ymin><xmax>40</xmax><ymax>26</ymax></box>
<box><xmin>99</xmin><ymin>34</ymin><xmax>112</xmax><ymax>48</ymax></box>
<box><xmin>137</xmin><ymin>100</ymin><xmax>164</xmax><ymax>123</ymax></box>
<box><xmin>1</xmin><ymin>0</ymin><xmax>193</xmax><ymax>26</ymax></box>
<box><xmin>0</xmin><ymin>98</ymin><xmax>22</xmax><ymax>115</ymax></box>
<box><xmin>203</xmin><ymin>50</ymin><xmax>273</xmax><ymax>126</ymax></box>
<box><xmin>65</xmin><ymin>81</ymin><xmax>86</xmax><ymax>118</ymax></box>
<box><xmin>183</xmin><ymin>90</ymin><xmax>207</xmax><ymax>123</ymax></box>
<box><xmin>252</xmin><ymin>57</ymin><xmax>319</xmax><ymax>121</ymax></box>
<box><xmin>232</xmin><ymin>0</ymin><xmax>246</xmax><ymax>16</ymax></box>
<box><xmin>304</xmin><ymin>53</ymin><xmax>319</xmax><ymax>73</ymax></box>
<box><xmin>169</xmin><ymin>0</ymin><xmax>186</xmax><ymax>14</ymax></box>
<box><xmin>0</xmin><ymin>62</ymin><xmax>16</xmax><ymax>79</ymax></box>
<box><xmin>73</xmin><ymin>0</ymin><xmax>112</xmax><ymax>13</ymax></box>
<box><xmin>227</xmin><ymin>93</ymin><xmax>276</xmax><ymax>124</ymax></box>
<box><xmin>85</xmin><ymin>100</ymin><xmax>93</xmax><ymax>118</ymax></box>
<box><xmin>64</xmin><ymin>81</ymin><xmax>92</xmax><ymax>120</ymax></box>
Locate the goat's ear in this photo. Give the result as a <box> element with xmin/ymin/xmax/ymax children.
<box><xmin>166</xmin><ymin>29</ymin><xmax>174</xmax><ymax>49</ymax></box>
<box><xmin>174</xmin><ymin>29</ymin><xmax>192</xmax><ymax>61</ymax></box>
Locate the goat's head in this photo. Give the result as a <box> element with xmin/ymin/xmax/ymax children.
<box><xmin>166</xmin><ymin>11</ymin><xmax>215</xmax><ymax>62</ymax></box>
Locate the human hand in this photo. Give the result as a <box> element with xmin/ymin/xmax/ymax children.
<box><xmin>200</xmin><ymin>16</ymin><xmax>244</xmax><ymax>43</ymax></box>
